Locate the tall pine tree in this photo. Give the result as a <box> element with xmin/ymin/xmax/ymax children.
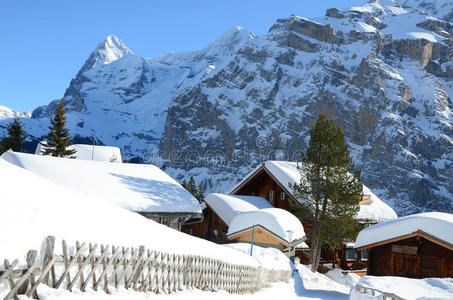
<box><xmin>291</xmin><ymin>114</ymin><xmax>362</xmax><ymax>272</ymax></box>
<box><xmin>0</xmin><ymin>118</ymin><xmax>28</xmax><ymax>154</ymax></box>
<box><xmin>42</xmin><ymin>100</ymin><xmax>77</xmax><ymax>157</ymax></box>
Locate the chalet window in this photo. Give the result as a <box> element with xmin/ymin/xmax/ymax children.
<box><xmin>269</xmin><ymin>191</ymin><xmax>275</xmax><ymax>205</ymax></box>
<box><xmin>280</xmin><ymin>192</ymin><xmax>286</xmax><ymax>200</ymax></box>
<box><xmin>346</xmin><ymin>248</ymin><xmax>357</xmax><ymax>260</ymax></box>
<box><xmin>361</xmin><ymin>249</ymin><xmax>367</xmax><ymax>260</ymax></box>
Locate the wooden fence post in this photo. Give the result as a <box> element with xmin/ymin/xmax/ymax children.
<box><xmin>43</xmin><ymin>236</ymin><xmax>55</xmax><ymax>287</ymax></box>
<box><xmin>20</xmin><ymin>250</ymin><xmax>38</xmax><ymax>296</ymax></box>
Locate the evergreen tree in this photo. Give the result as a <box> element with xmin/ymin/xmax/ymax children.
<box><xmin>291</xmin><ymin>114</ymin><xmax>362</xmax><ymax>272</ymax></box>
<box><xmin>187</xmin><ymin>176</ymin><xmax>197</xmax><ymax>196</ymax></box>
<box><xmin>181</xmin><ymin>180</ymin><xmax>188</xmax><ymax>190</ymax></box>
<box><xmin>42</xmin><ymin>100</ymin><xmax>77</xmax><ymax>157</ymax></box>
<box><xmin>181</xmin><ymin>176</ymin><xmax>204</xmax><ymax>202</ymax></box>
<box><xmin>0</xmin><ymin>118</ymin><xmax>28</xmax><ymax>154</ymax></box>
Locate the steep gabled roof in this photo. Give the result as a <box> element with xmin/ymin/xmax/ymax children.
<box><xmin>230</xmin><ymin>161</ymin><xmax>397</xmax><ymax>222</ymax></box>
<box><xmin>1</xmin><ymin>151</ymin><xmax>201</xmax><ymax>215</ymax></box>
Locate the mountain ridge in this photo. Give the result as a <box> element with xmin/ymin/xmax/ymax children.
<box><xmin>1</xmin><ymin>0</ymin><xmax>453</xmax><ymax>216</ymax></box>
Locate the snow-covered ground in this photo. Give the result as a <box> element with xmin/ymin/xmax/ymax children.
<box><xmin>27</xmin><ymin>262</ymin><xmax>351</xmax><ymax>300</ymax></box>
<box><xmin>351</xmin><ymin>275</ymin><xmax>453</xmax><ymax>300</ymax></box>
<box><xmin>0</xmin><ymin>158</ymin><xmax>249</xmax><ymax>268</ymax></box>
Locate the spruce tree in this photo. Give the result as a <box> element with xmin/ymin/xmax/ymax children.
<box><xmin>181</xmin><ymin>176</ymin><xmax>204</xmax><ymax>202</ymax></box>
<box><xmin>0</xmin><ymin>118</ymin><xmax>28</xmax><ymax>154</ymax></box>
<box><xmin>42</xmin><ymin>100</ymin><xmax>77</xmax><ymax>157</ymax></box>
<box><xmin>187</xmin><ymin>176</ymin><xmax>197</xmax><ymax>196</ymax></box>
<box><xmin>291</xmin><ymin>114</ymin><xmax>362</xmax><ymax>272</ymax></box>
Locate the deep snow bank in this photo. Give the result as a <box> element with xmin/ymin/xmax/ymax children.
<box><xmin>0</xmin><ymin>159</ymin><xmax>256</xmax><ymax>269</ymax></box>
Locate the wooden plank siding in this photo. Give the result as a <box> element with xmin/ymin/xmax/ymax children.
<box><xmin>228</xmin><ymin>225</ymin><xmax>288</xmax><ymax>250</ymax></box>
<box><xmin>367</xmin><ymin>236</ymin><xmax>453</xmax><ymax>278</ymax></box>
<box><xmin>188</xmin><ymin>206</ymin><xmax>229</xmax><ymax>244</ymax></box>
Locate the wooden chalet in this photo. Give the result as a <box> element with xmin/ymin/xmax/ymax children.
<box><xmin>228</xmin><ymin>161</ymin><xmax>398</xmax><ymax>268</ymax></box>
<box><xmin>190</xmin><ymin>193</ymin><xmax>306</xmax><ymax>252</ymax></box>
<box><xmin>355</xmin><ymin>212</ymin><xmax>453</xmax><ymax>278</ymax></box>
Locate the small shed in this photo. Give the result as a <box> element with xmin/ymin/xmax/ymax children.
<box><xmin>355</xmin><ymin>212</ymin><xmax>453</xmax><ymax>278</ymax></box>
<box><xmin>227</xmin><ymin>208</ymin><xmax>306</xmax><ymax>251</ymax></box>
<box><xmin>1</xmin><ymin>151</ymin><xmax>202</xmax><ymax>230</ymax></box>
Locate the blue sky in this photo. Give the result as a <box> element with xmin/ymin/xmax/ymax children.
<box><xmin>0</xmin><ymin>0</ymin><xmax>364</xmax><ymax>112</ymax></box>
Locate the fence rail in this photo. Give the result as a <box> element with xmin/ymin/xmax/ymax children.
<box><xmin>355</xmin><ymin>283</ymin><xmax>406</xmax><ymax>300</ymax></box>
<box><xmin>0</xmin><ymin>236</ymin><xmax>291</xmax><ymax>299</ymax></box>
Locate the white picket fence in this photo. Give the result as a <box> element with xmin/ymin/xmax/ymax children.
<box><xmin>0</xmin><ymin>236</ymin><xmax>292</xmax><ymax>299</ymax></box>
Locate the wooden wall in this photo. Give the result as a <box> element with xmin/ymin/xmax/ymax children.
<box><xmin>189</xmin><ymin>207</ymin><xmax>229</xmax><ymax>244</ymax></box>
<box><xmin>229</xmin><ymin>226</ymin><xmax>287</xmax><ymax>250</ymax></box>
<box><xmin>368</xmin><ymin>236</ymin><xmax>453</xmax><ymax>278</ymax></box>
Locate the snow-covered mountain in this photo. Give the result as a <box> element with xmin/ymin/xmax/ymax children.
<box><xmin>1</xmin><ymin>0</ymin><xmax>453</xmax><ymax>215</ymax></box>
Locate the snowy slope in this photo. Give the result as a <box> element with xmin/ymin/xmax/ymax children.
<box><xmin>0</xmin><ymin>159</ymin><xmax>255</xmax><ymax>270</ymax></box>
<box><xmin>1</xmin><ymin>0</ymin><xmax>453</xmax><ymax>215</ymax></box>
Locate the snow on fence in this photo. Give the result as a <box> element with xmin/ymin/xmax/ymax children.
<box><xmin>0</xmin><ymin>236</ymin><xmax>292</xmax><ymax>299</ymax></box>
<box><xmin>355</xmin><ymin>283</ymin><xmax>406</xmax><ymax>300</ymax></box>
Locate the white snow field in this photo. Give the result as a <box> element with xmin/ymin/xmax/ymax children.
<box><xmin>0</xmin><ymin>158</ymin><xmax>253</xmax><ymax>268</ymax></box>
<box><xmin>35</xmin><ymin>143</ymin><xmax>123</xmax><ymax>163</ymax></box>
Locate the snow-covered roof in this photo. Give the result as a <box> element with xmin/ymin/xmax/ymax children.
<box><xmin>230</xmin><ymin>161</ymin><xmax>397</xmax><ymax>222</ymax></box>
<box><xmin>355</xmin><ymin>212</ymin><xmax>453</xmax><ymax>249</ymax></box>
<box><xmin>227</xmin><ymin>208</ymin><xmax>305</xmax><ymax>243</ymax></box>
<box><xmin>0</xmin><ymin>158</ymin><xmax>258</xmax><ymax>269</ymax></box>
<box><xmin>205</xmin><ymin>193</ymin><xmax>273</xmax><ymax>225</ymax></box>
<box><xmin>35</xmin><ymin>143</ymin><xmax>123</xmax><ymax>163</ymax></box>
<box><xmin>1</xmin><ymin>151</ymin><xmax>201</xmax><ymax>214</ymax></box>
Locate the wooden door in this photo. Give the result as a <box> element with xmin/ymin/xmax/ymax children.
<box><xmin>393</xmin><ymin>254</ymin><xmax>419</xmax><ymax>278</ymax></box>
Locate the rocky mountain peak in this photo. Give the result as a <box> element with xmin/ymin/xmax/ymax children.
<box><xmin>78</xmin><ymin>35</ymin><xmax>133</xmax><ymax>74</ymax></box>
<box><xmin>93</xmin><ymin>35</ymin><xmax>133</xmax><ymax>64</ymax></box>
<box><xmin>200</xmin><ymin>26</ymin><xmax>254</xmax><ymax>59</ymax></box>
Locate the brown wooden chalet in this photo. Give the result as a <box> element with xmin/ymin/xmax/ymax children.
<box><xmin>355</xmin><ymin>213</ymin><xmax>453</xmax><ymax>278</ymax></box>
<box><xmin>189</xmin><ymin>193</ymin><xmax>306</xmax><ymax>251</ymax></box>
<box><xmin>227</xmin><ymin>161</ymin><xmax>398</xmax><ymax>268</ymax></box>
